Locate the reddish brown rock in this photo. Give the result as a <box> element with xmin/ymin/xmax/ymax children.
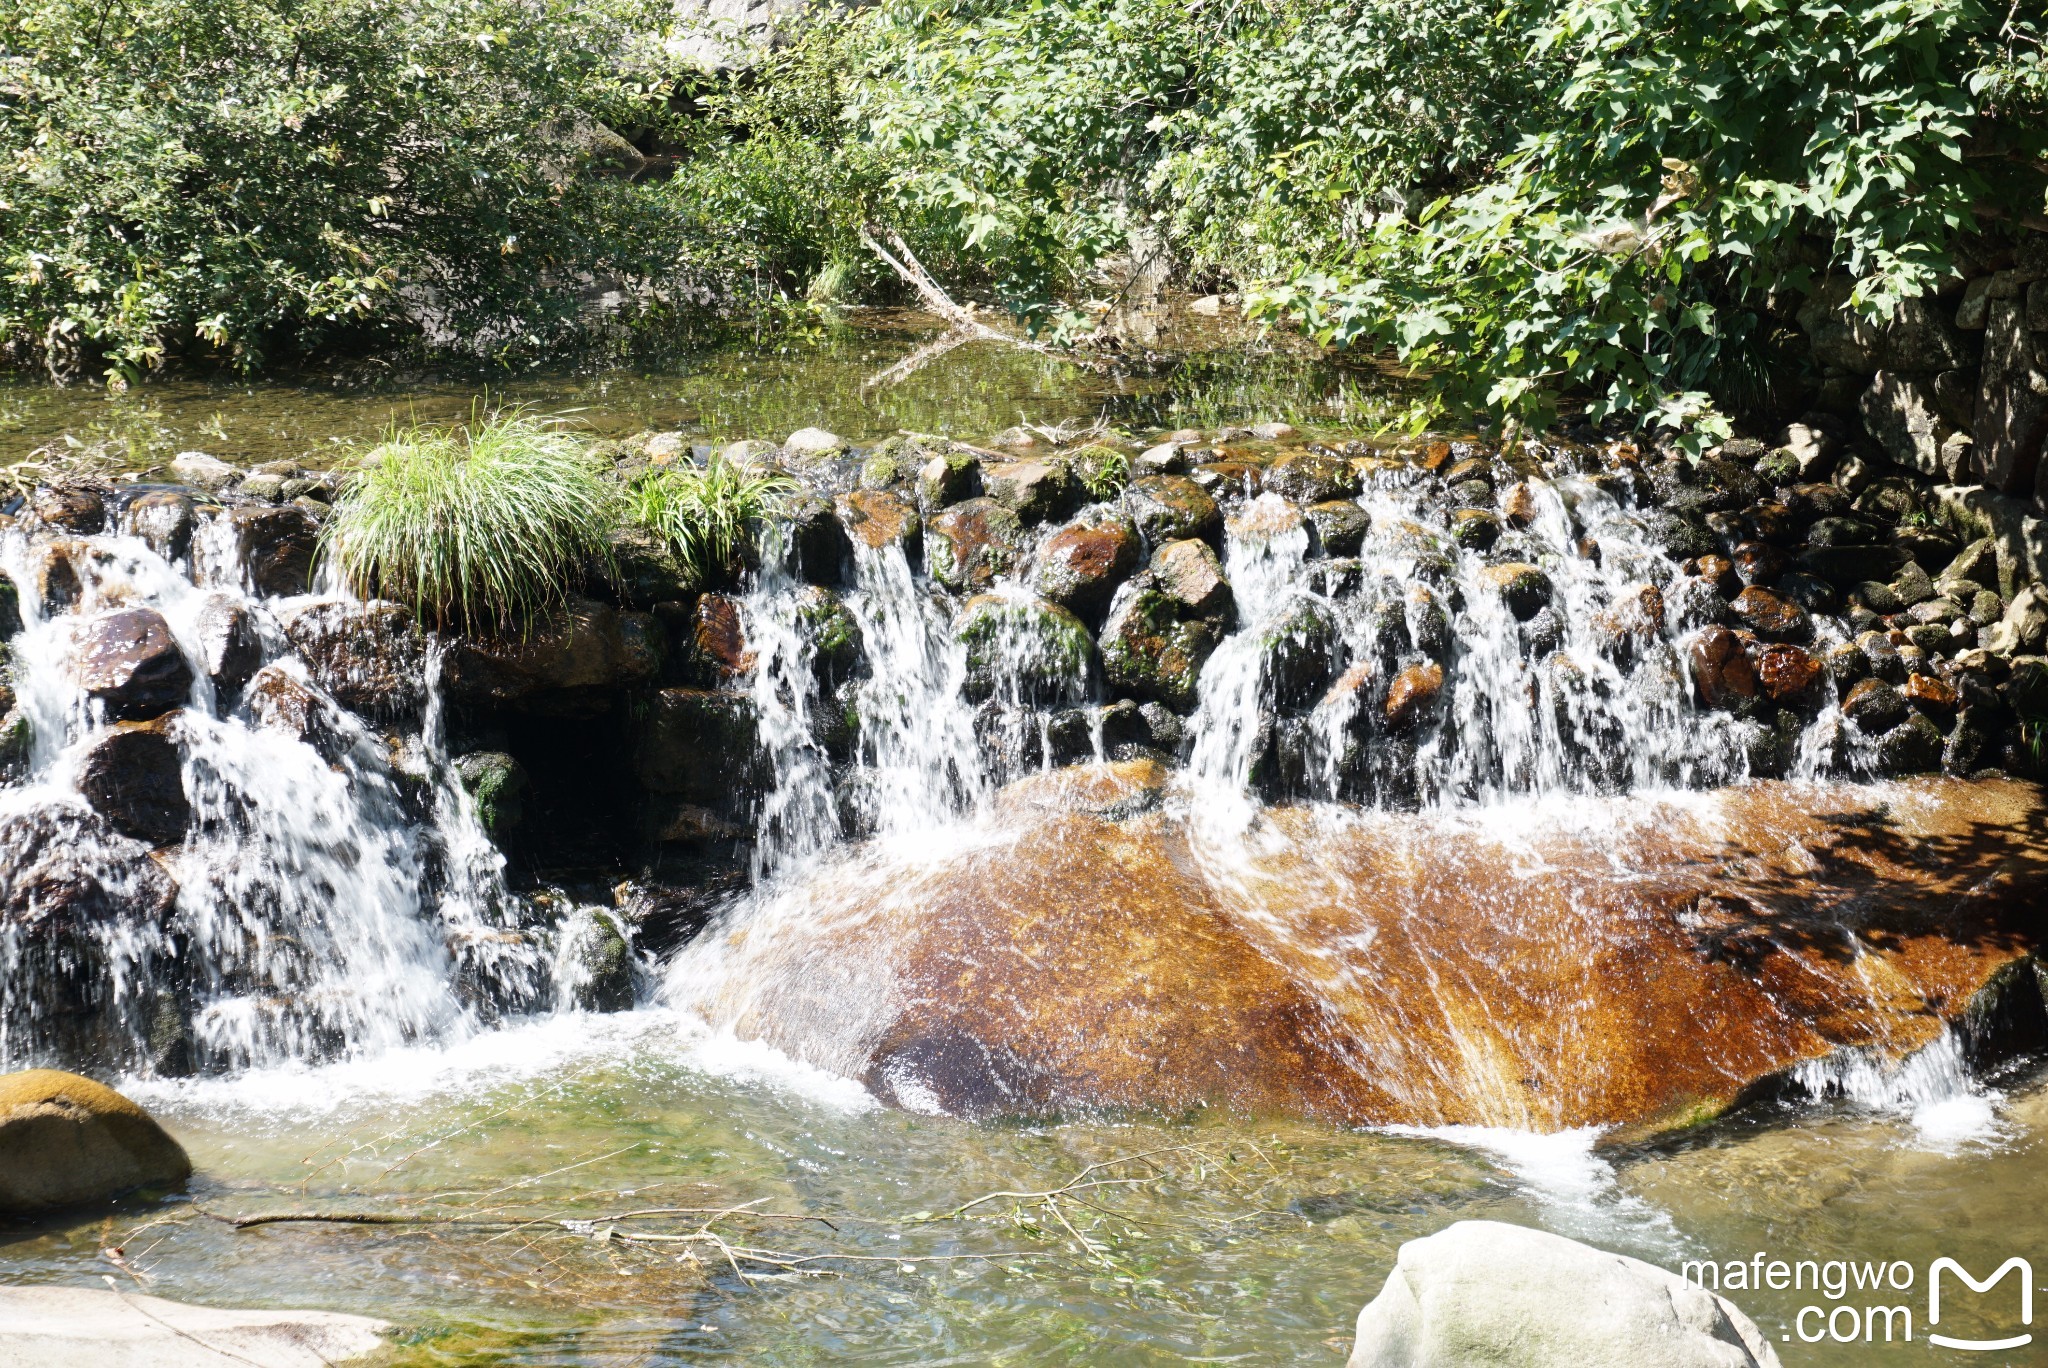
<box><xmin>1500</xmin><ymin>482</ymin><xmax>1540</xmax><ymax>528</ymax></box>
<box><xmin>1591</xmin><ymin>584</ymin><xmax>1665</xmax><ymax>659</ymax></box>
<box><xmin>222</xmin><ymin>505</ymin><xmax>316</xmax><ymax>597</ymax></box>
<box><xmin>693</xmin><ymin>594</ymin><xmax>752</xmax><ymax>681</ymax></box>
<box><xmin>836</xmin><ymin>489</ymin><xmax>920</xmax><ymax>555</ymax></box>
<box><xmin>72</xmin><ymin>609</ymin><xmax>193</xmax><ymax>721</ymax></box>
<box><xmin>1903</xmin><ymin>673</ymin><xmax>1959</xmax><ymax>717</ymax></box>
<box><xmin>1383</xmin><ymin>663</ymin><xmax>1445</xmax><ymax>731</ymax></box>
<box><xmin>926</xmin><ymin>498</ymin><xmax>1024</xmax><ymax>593</ymax></box>
<box><xmin>1731</xmin><ymin>540</ymin><xmax>1788</xmax><ymax>587</ymax></box>
<box><xmin>1031</xmin><ymin>517</ymin><xmax>1142</xmax><ymax>622</ymax></box>
<box><xmin>75</xmin><ymin>717</ymin><xmax>190</xmax><ymax>845</ymax></box>
<box><xmin>680</xmin><ymin>774</ymin><xmax>2048</xmax><ymax>1136</ymax></box>
<box><xmin>1693</xmin><ymin>554</ymin><xmax>1738</xmax><ymax>597</ymax></box>
<box><xmin>1755</xmin><ymin>644</ymin><xmax>1823</xmax><ymax>705</ymax></box>
<box><xmin>1688</xmin><ymin>626</ymin><xmax>1757</xmax><ymax>707</ymax></box>
<box><xmin>1731</xmin><ymin>585</ymin><xmax>1810</xmax><ymax>642</ymax></box>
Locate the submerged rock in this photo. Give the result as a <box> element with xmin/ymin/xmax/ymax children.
<box><xmin>1347</xmin><ymin>1221</ymin><xmax>1780</xmax><ymax>1368</ymax></box>
<box><xmin>0</xmin><ymin>1069</ymin><xmax>191</xmax><ymax>1214</ymax></box>
<box><xmin>955</xmin><ymin>593</ymin><xmax>1095</xmax><ymax>705</ymax></box>
<box><xmin>675</xmin><ymin>775</ymin><xmax>2048</xmax><ymax>1135</ymax></box>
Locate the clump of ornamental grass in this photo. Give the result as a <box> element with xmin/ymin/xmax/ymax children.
<box><xmin>321</xmin><ymin>409</ymin><xmax>617</xmax><ymax>633</ymax></box>
<box><xmin>628</xmin><ymin>455</ymin><xmax>794</xmax><ymax>586</ymax></box>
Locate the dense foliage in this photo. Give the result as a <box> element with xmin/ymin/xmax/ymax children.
<box><xmin>629</xmin><ymin>455</ymin><xmax>794</xmax><ymax>585</ymax></box>
<box><xmin>1</xmin><ymin>0</ymin><xmax>684</xmax><ymax>380</ymax></box>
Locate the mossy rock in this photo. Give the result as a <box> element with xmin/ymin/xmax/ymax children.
<box><xmin>794</xmin><ymin>586</ymin><xmax>867</xmax><ymax>688</ymax></box>
<box><xmin>0</xmin><ymin>572</ymin><xmax>20</xmax><ymax>640</ymax></box>
<box><xmin>456</xmin><ymin>751</ymin><xmax>529</xmax><ymax>838</ymax></box>
<box><xmin>925</xmin><ymin>498</ymin><xmax>1023</xmax><ymax>593</ymax></box>
<box><xmin>0</xmin><ymin>1069</ymin><xmax>191</xmax><ymax>1213</ymax></box>
<box><xmin>1101</xmin><ymin>584</ymin><xmax>1224</xmax><ymax>710</ymax></box>
<box><xmin>1123</xmin><ymin>475</ymin><xmax>1221</xmax><ymax>546</ymax></box>
<box><xmin>955</xmin><ymin>593</ymin><xmax>1096</xmax><ymax>705</ymax></box>
<box><xmin>915</xmin><ymin>445</ymin><xmax>984</xmax><ymax>511</ymax></box>
<box><xmin>1261</xmin><ymin>597</ymin><xmax>1341</xmax><ymax>710</ymax></box>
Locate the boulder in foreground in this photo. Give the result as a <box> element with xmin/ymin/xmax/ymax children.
<box><xmin>1348</xmin><ymin>1221</ymin><xmax>1780</xmax><ymax>1368</ymax></box>
<box><xmin>0</xmin><ymin>1069</ymin><xmax>191</xmax><ymax>1213</ymax></box>
<box><xmin>0</xmin><ymin>1285</ymin><xmax>388</xmax><ymax>1367</ymax></box>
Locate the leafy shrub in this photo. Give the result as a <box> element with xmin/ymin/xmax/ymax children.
<box><xmin>628</xmin><ymin>456</ymin><xmax>794</xmax><ymax>586</ymax></box>
<box><xmin>0</xmin><ymin>0</ymin><xmax>687</xmax><ymax>381</ymax></box>
<box><xmin>322</xmin><ymin>410</ymin><xmax>617</xmax><ymax>632</ymax></box>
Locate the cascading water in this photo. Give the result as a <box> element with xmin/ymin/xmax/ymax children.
<box><xmin>0</xmin><ymin>496</ymin><xmax>561</xmax><ymax>1076</ymax></box>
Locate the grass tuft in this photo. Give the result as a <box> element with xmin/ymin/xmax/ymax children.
<box><xmin>628</xmin><ymin>455</ymin><xmax>794</xmax><ymax>586</ymax></box>
<box><xmin>321</xmin><ymin>408</ymin><xmax>617</xmax><ymax>633</ymax></box>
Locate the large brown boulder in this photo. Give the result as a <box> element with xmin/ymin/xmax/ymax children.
<box><xmin>72</xmin><ymin>609</ymin><xmax>193</xmax><ymax>720</ymax></box>
<box><xmin>222</xmin><ymin>504</ymin><xmax>317</xmax><ymax>596</ymax></box>
<box><xmin>676</xmin><ymin>772</ymin><xmax>2048</xmax><ymax>1137</ymax></box>
<box><xmin>280</xmin><ymin>599</ymin><xmax>425</xmax><ymax>718</ymax></box>
<box><xmin>0</xmin><ymin>1070</ymin><xmax>190</xmax><ymax>1213</ymax></box>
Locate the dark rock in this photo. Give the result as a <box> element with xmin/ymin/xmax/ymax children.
<box><xmin>954</xmin><ymin>594</ymin><xmax>1095</xmax><ymax>705</ymax></box>
<box><xmin>1773</xmin><ymin>572</ymin><xmax>1838</xmax><ymax>615</ymax></box>
<box><xmin>1589</xmin><ymin>585</ymin><xmax>1665</xmax><ymax>663</ymax></box>
<box><xmin>244</xmin><ymin>664</ymin><xmax>356</xmax><ymax>763</ymax></box>
<box><xmin>0</xmin><ymin>574</ymin><xmax>19</xmax><ymax>640</ymax></box>
<box><xmin>1124</xmin><ymin>476</ymin><xmax>1222</xmax><ymax>547</ymax></box>
<box><xmin>793</xmin><ymin>586</ymin><xmax>865</xmax><ymax>689</ymax></box>
<box><xmin>1705</xmin><ymin>511</ymin><xmax>1753</xmax><ymax>553</ymax></box>
<box><xmin>1477</xmin><ymin>563</ymin><xmax>1552</xmax><ymax>621</ymax></box>
<box><xmin>1852</xmin><ymin>474</ymin><xmax>1925</xmax><ymax>526</ymax></box>
<box><xmin>30</xmin><ymin>540</ymin><xmax>85</xmax><ymax>615</ymax></box>
<box><xmin>1190</xmin><ymin>461</ymin><xmax>1264</xmax><ymax>498</ymax></box>
<box><xmin>1641</xmin><ymin>509</ymin><xmax>1718</xmax><ymax>560</ymax></box>
<box><xmin>193</xmin><ymin>594</ymin><xmax>263</xmax><ymax>696</ymax></box>
<box><xmin>1100</xmin><ymin>579</ymin><xmax>1226</xmax><ymax>710</ymax></box>
<box><xmin>123</xmin><ymin>491</ymin><xmax>197</xmax><ymax>562</ymax></box>
<box><xmin>1891</xmin><ymin>560</ymin><xmax>1936</xmax><ymax>607</ymax></box>
<box><xmin>1730</xmin><ymin>586</ymin><xmax>1810</xmax><ymax>643</ymax></box>
<box><xmin>1305</xmin><ymin>501</ymin><xmax>1371</xmax><ymax>557</ymax></box>
<box><xmin>1262</xmin><ymin>598</ymin><xmax>1341</xmax><ymax>710</ymax></box>
<box><xmin>1263</xmin><ymin>452</ymin><xmax>1361</xmax><ymax>503</ymax></box>
<box><xmin>1688</xmin><ymin>627</ymin><xmax>1757</xmax><ymax>708</ymax></box>
<box><xmin>28</xmin><ymin>486</ymin><xmax>105</xmax><ymax>534</ymax></box>
<box><xmin>1876</xmin><ymin>713</ymin><xmax>1946</xmax><ymax>774</ymax></box>
<box><xmin>1944</xmin><ymin>708</ymin><xmax>1997</xmax><ymax>775</ymax></box>
<box><xmin>1844</xmin><ymin>678</ymin><xmax>1909</xmax><ymax>734</ymax></box>
<box><xmin>76</xmin><ymin>717</ymin><xmax>190</xmax><ymax>844</ymax></box>
<box><xmin>2004</xmin><ymin>655</ymin><xmax>2048</xmax><ymax>717</ymax></box>
<box><xmin>72</xmin><ymin>610</ymin><xmax>192</xmax><ymax>721</ymax></box>
<box><xmin>456</xmin><ymin>751</ymin><xmax>528</xmax><ymax>837</ymax></box>
<box><xmin>1731</xmin><ymin>541</ymin><xmax>1788</xmax><ymax>586</ymax></box>
<box><xmin>1451</xmin><ymin>509</ymin><xmax>1502</xmax><ymax>551</ymax></box>
<box><xmin>1032</xmin><ymin>515</ymin><xmax>1142</xmax><ymax>623</ymax></box>
<box><xmin>783</xmin><ymin>494</ymin><xmax>855</xmax><ymax>586</ymax></box>
<box><xmin>221</xmin><ymin>505</ymin><xmax>316</xmax><ymax>597</ymax></box>
<box><xmin>445</xmin><ymin>598</ymin><xmax>657</xmax><ymax>709</ymax></box>
<box><xmin>675</xmin><ymin>593</ymin><xmax>750</xmax><ymax>687</ymax></box>
<box><xmin>1794</xmin><ymin>544</ymin><xmax>1910</xmax><ymax>587</ymax></box>
<box><xmin>607</xmin><ymin>525</ymin><xmax>694</xmax><ymax>607</ymax></box>
<box><xmin>630</xmin><ymin>689</ymin><xmax>766</xmax><ymax>823</ymax></box>
<box><xmin>281</xmin><ymin>599</ymin><xmax>425</xmax><ymax>718</ymax></box>
<box><xmin>1806</xmin><ymin>515</ymin><xmax>1885</xmax><ymax>547</ymax></box>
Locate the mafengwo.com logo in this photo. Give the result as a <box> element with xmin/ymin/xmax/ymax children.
<box><xmin>1680</xmin><ymin>1252</ymin><xmax>2034</xmax><ymax>1351</ymax></box>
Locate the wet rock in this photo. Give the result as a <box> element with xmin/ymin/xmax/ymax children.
<box><xmin>1903</xmin><ymin>672</ymin><xmax>1959</xmax><ymax>720</ymax></box>
<box><xmin>76</xmin><ymin>717</ymin><xmax>190</xmax><ymax>845</ymax></box>
<box><xmin>0</xmin><ymin>1070</ymin><xmax>191</xmax><ymax>1214</ymax></box>
<box><xmin>1755</xmin><ymin>644</ymin><xmax>1823</xmax><ymax>706</ymax></box>
<box><xmin>1304</xmin><ymin>501</ymin><xmax>1371</xmax><ymax>557</ymax></box>
<box><xmin>28</xmin><ymin>485</ymin><xmax>106</xmax><ymax>534</ymax></box>
<box><xmin>1642</xmin><ymin>509</ymin><xmax>1718</xmax><ymax>560</ymax></box>
<box><xmin>183</xmin><ymin>595</ymin><xmax>258</xmax><ymax>697</ymax></box>
<box><xmin>1590</xmin><ymin>585</ymin><xmax>1665</xmax><ymax>663</ymax></box>
<box><xmin>1794</xmin><ymin>543</ymin><xmax>1910</xmax><ymax>588</ymax></box>
<box><xmin>679</xmin><ymin>777</ymin><xmax>2048</xmax><ymax>1134</ymax></box>
<box><xmin>1032</xmin><ymin>515</ymin><xmax>1142</xmax><ymax>623</ymax></box>
<box><xmin>0</xmin><ymin>573</ymin><xmax>20</xmax><ymax>640</ymax></box>
<box><xmin>1876</xmin><ymin>713</ymin><xmax>1946</xmax><ymax>774</ymax></box>
<box><xmin>1191</xmin><ymin>460</ymin><xmax>1263</xmax><ymax>498</ymax></box>
<box><xmin>222</xmin><ymin>505</ymin><xmax>316</xmax><ymax>596</ymax></box>
<box><xmin>793</xmin><ymin>586</ymin><xmax>865</xmax><ymax>689</ymax></box>
<box><xmin>1348</xmin><ymin>1221</ymin><xmax>1782</xmax><ymax>1368</ymax></box>
<box><xmin>1450</xmin><ymin>509</ymin><xmax>1501</xmax><ymax>551</ymax></box>
<box><xmin>955</xmin><ymin>594</ymin><xmax>1095</xmax><ymax>705</ymax></box>
<box><xmin>981</xmin><ymin>459</ymin><xmax>1078</xmax><ymax>525</ymax></box>
<box><xmin>1149</xmin><ymin>539</ymin><xmax>1233</xmax><ymax>617</ymax></box>
<box><xmin>1729</xmin><ymin>586</ymin><xmax>1809</xmax><ymax>643</ymax></box>
<box><xmin>456</xmin><ymin>751</ymin><xmax>528</xmax><ymax>838</ymax></box>
<box><xmin>836</xmin><ymin>488</ymin><xmax>921</xmax><ymax>557</ymax></box>
<box><xmin>1688</xmin><ymin>627</ymin><xmax>1757</xmax><ymax>708</ymax></box>
<box><xmin>1499</xmin><ymin>482</ymin><xmax>1540</xmax><ymax>528</ymax></box>
<box><xmin>925</xmin><ymin>498</ymin><xmax>1023</xmax><ymax>593</ymax></box>
<box><xmin>1824</xmin><ymin>640</ymin><xmax>1870</xmax><ymax>686</ymax></box>
<box><xmin>1771</xmin><ymin>571</ymin><xmax>1837</xmax><ymax>616</ymax></box>
<box><xmin>1262</xmin><ymin>452</ymin><xmax>1360</xmax><ymax>503</ymax></box>
<box><xmin>673</xmin><ymin>592</ymin><xmax>751</xmax><ymax>687</ymax></box>
<box><xmin>1262</xmin><ymin>598</ymin><xmax>1341</xmax><ymax>710</ymax></box>
<box><xmin>630</xmin><ymin>689</ymin><xmax>766</xmax><ymax>823</ymax></box>
<box><xmin>31</xmin><ymin>539</ymin><xmax>86</xmax><ymax>615</ymax></box>
<box><xmin>1383</xmin><ymin>662</ymin><xmax>1445</xmax><ymax>732</ymax></box>
<box><xmin>281</xmin><ymin>600</ymin><xmax>425</xmax><ymax>718</ymax></box>
<box><xmin>784</xmin><ymin>494</ymin><xmax>854</xmax><ymax>586</ymax></box>
<box><xmin>1730</xmin><ymin>541</ymin><xmax>1787</xmax><ymax>587</ymax></box>
<box><xmin>124</xmin><ymin>490</ymin><xmax>198</xmax><ymax>563</ymax></box>
<box><xmin>1477</xmin><ymin>563</ymin><xmax>1551</xmax><ymax>621</ymax></box>
<box><xmin>444</xmin><ymin>598</ymin><xmax>657</xmax><ymax>708</ymax></box>
<box><xmin>1123</xmin><ymin>476</ymin><xmax>1221</xmax><ymax>546</ymax></box>
<box><xmin>1844</xmin><ymin>677</ymin><xmax>1909</xmax><ymax>733</ymax></box>
<box><xmin>72</xmin><ymin>609</ymin><xmax>193</xmax><ymax>721</ymax></box>
<box><xmin>244</xmin><ymin>664</ymin><xmax>356</xmax><ymax>762</ymax></box>
<box><xmin>1100</xmin><ymin>574</ymin><xmax>1228</xmax><ymax>711</ymax></box>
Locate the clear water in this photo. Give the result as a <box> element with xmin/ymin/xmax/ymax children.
<box><xmin>1</xmin><ymin>318</ymin><xmax>2042</xmax><ymax>1367</ymax></box>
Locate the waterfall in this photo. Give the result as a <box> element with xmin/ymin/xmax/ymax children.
<box><xmin>0</xmin><ymin>506</ymin><xmax>552</xmax><ymax>1076</ymax></box>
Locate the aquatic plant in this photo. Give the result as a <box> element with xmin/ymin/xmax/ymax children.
<box><xmin>628</xmin><ymin>456</ymin><xmax>795</xmax><ymax>586</ymax></box>
<box><xmin>321</xmin><ymin>409</ymin><xmax>617</xmax><ymax>633</ymax></box>
<box><xmin>1068</xmin><ymin>445</ymin><xmax>1130</xmax><ymax>501</ymax></box>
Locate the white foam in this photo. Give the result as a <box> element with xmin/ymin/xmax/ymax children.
<box><xmin>1385</xmin><ymin>1123</ymin><xmax>1615</xmax><ymax>1206</ymax></box>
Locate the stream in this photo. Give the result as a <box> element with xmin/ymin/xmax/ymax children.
<box><xmin>1</xmin><ymin>315</ymin><xmax>2044</xmax><ymax>1366</ymax></box>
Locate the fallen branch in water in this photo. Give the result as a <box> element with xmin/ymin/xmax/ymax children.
<box><xmin>858</xmin><ymin>224</ymin><xmax>1040</xmax><ymax>350</ymax></box>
